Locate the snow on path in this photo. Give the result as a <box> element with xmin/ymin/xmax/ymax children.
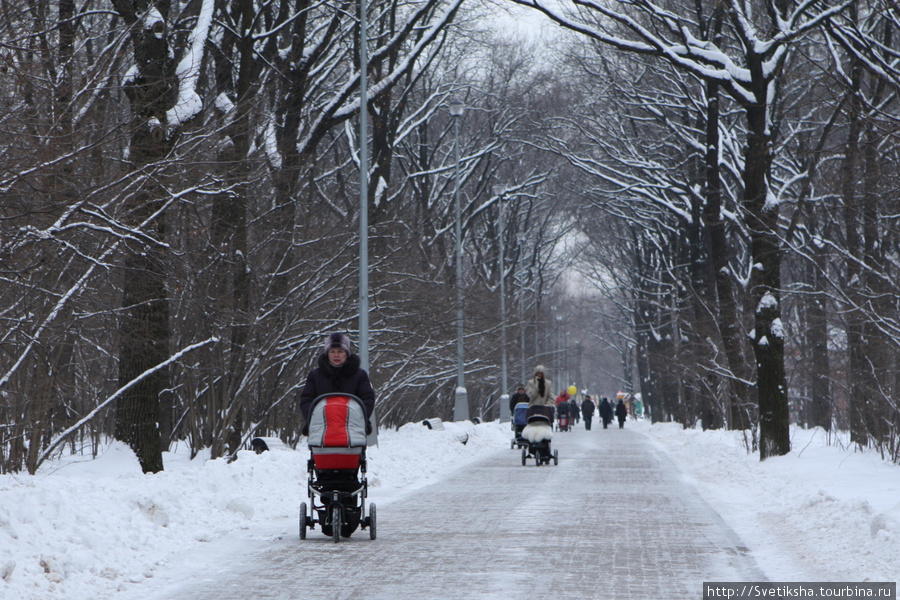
<box><xmin>3</xmin><ymin>418</ymin><xmax>897</xmax><ymax>600</ymax></box>
<box><xmin>133</xmin><ymin>425</ymin><xmax>763</xmax><ymax>600</ymax></box>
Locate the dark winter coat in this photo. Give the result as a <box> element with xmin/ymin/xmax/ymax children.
<box><xmin>615</xmin><ymin>399</ymin><xmax>627</xmax><ymax>422</ymax></box>
<box><xmin>569</xmin><ymin>399</ymin><xmax>580</xmax><ymax>418</ymax></box>
<box><xmin>581</xmin><ymin>400</ymin><xmax>595</xmax><ymax>418</ymax></box>
<box><xmin>299</xmin><ymin>353</ymin><xmax>375</xmax><ymax>435</ymax></box>
<box><xmin>509</xmin><ymin>391</ymin><xmax>529</xmax><ymax>414</ymax></box>
<box><xmin>599</xmin><ymin>399</ymin><xmax>613</xmax><ymax>424</ymax></box>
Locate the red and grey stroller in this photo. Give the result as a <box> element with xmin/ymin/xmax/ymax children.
<box><xmin>521</xmin><ymin>405</ymin><xmax>559</xmax><ymax>466</ymax></box>
<box><xmin>510</xmin><ymin>402</ymin><xmax>530</xmax><ymax>449</ymax></box>
<box><xmin>300</xmin><ymin>394</ymin><xmax>376</xmax><ymax>542</ymax></box>
<box><xmin>556</xmin><ymin>401</ymin><xmax>570</xmax><ymax>431</ymax></box>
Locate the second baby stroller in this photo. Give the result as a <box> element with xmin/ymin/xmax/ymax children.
<box><xmin>300</xmin><ymin>393</ymin><xmax>376</xmax><ymax>542</ymax></box>
<box><xmin>510</xmin><ymin>402</ymin><xmax>530</xmax><ymax>449</ymax></box>
<box><xmin>556</xmin><ymin>400</ymin><xmax>570</xmax><ymax>432</ymax></box>
<box><xmin>520</xmin><ymin>405</ymin><xmax>558</xmax><ymax>466</ymax></box>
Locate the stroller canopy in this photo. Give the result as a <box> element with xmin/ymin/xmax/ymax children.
<box><xmin>307</xmin><ymin>394</ymin><xmax>368</xmax><ymax>448</ymax></box>
<box><xmin>526</xmin><ymin>404</ymin><xmax>553</xmax><ymax>424</ymax></box>
<box><xmin>513</xmin><ymin>402</ymin><xmax>530</xmax><ymax>426</ymax></box>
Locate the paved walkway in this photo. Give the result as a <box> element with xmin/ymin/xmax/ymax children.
<box><xmin>155</xmin><ymin>424</ymin><xmax>764</xmax><ymax>599</ymax></box>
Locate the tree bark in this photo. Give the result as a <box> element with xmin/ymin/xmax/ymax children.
<box><xmin>807</xmin><ymin>239</ymin><xmax>831</xmax><ymax>431</ymax></box>
<box><xmin>112</xmin><ymin>0</ymin><xmax>178</xmax><ymax>473</ymax></box>
<box><xmin>841</xmin><ymin>54</ymin><xmax>868</xmax><ymax>447</ymax></box>
<box><xmin>743</xmin><ymin>102</ymin><xmax>790</xmax><ymax>460</ymax></box>
<box><xmin>703</xmin><ymin>79</ymin><xmax>753</xmax><ymax>430</ymax></box>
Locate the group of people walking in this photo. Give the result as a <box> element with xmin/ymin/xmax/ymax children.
<box><xmin>297</xmin><ymin>333</ymin><xmax>633</xmax><ymax>438</ymax></box>
<box><xmin>597</xmin><ymin>395</ymin><xmax>629</xmax><ymax>429</ymax></box>
<box><xmin>509</xmin><ymin>365</ymin><xmax>630</xmax><ymax>430</ymax></box>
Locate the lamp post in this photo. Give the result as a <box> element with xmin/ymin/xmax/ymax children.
<box><xmin>516</xmin><ymin>233</ymin><xmax>527</xmax><ymax>386</ymax></box>
<box><xmin>556</xmin><ymin>314</ymin><xmax>563</xmax><ymax>391</ymax></box>
<box><xmin>358</xmin><ymin>0</ymin><xmax>369</xmax><ymax>371</ymax></box>
<box><xmin>493</xmin><ymin>184</ymin><xmax>509</xmax><ymax>423</ymax></box>
<box><xmin>358</xmin><ymin>0</ymin><xmax>376</xmax><ymax>442</ymax></box>
<box><xmin>449</xmin><ymin>99</ymin><xmax>468</xmax><ymax>422</ymax></box>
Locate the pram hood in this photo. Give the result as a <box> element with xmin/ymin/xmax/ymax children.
<box><xmin>513</xmin><ymin>402</ymin><xmax>530</xmax><ymax>426</ymax></box>
<box><xmin>526</xmin><ymin>404</ymin><xmax>553</xmax><ymax>424</ymax></box>
<box><xmin>307</xmin><ymin>394</ymin><xmax>368</xmax><ymax>448</ymax></box>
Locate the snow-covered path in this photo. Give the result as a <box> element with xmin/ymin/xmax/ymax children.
<box><xmin>143</xmin><ymin>426</ymin><xmax>763</xmax><ymax>600</ymax></box>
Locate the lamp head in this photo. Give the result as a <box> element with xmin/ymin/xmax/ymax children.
<box><xmin>448</xmin><ymin>99</ymin><xmax>465</xmax><ymax>117</ymax></box>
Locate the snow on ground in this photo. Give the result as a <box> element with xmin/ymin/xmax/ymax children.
<box><xmin>0</xmin><ymin>419</ymin><xmax>897</xmax><ymax>600</ymax></box>
<box><xmin>640</xmin><ymin>421</ymin><xmax>900</xmax><ymax>584</ymax></box>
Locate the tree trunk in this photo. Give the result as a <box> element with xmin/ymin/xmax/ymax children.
<box><xmin>807</xmin><ymin>240</ymin><xmax>831</xmax><ymax>431</ymax></box>
<box><xmin>112</xmin><ymin>0</ymin><xmax>178</xmax><ymax>473</ymax></box>
<box><xmin>703</xmin><ymin>80</ymin><xmax>752</xmax><ymax>430</ymax></box>
<box><xmin>743</xmin><ymin>102</ymin><xmax>790</xmax><ymax>460</ymax></box>
<box><xmin>208</xmin><ymin>0</ymin><xmax>257</xmax><ymax>459</ymax></box>
<box><xmin>841</xmin><ymin>56</ymin><xmax>868</xmax><ymax>447</ymax></box>
<box><xmin>862</xmin><ymin>120</ymin><xmax>888</xmax><ymax>443</ymax></box>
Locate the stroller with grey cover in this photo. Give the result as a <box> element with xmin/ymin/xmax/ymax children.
<box><xmin>299</xmin><ymin>393</ymin><xmax>376</xmax><ymax>542</ymax></box>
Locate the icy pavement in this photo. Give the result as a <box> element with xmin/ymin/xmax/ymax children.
<box><xmin>145</xmin><ymin>425</ymin><xmax>764</xmax><ymax>600</ymax></box>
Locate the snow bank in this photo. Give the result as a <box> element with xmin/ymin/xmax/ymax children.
<box><xmin>2</xmin><ymin>417</ymin><xmax>897</xmax><ymax>600</ymax></box>
<box><xmin>0</xmin><ymin>420</ymin><xmax>509</xmax><ymax>600</ymax></box>
<box><xmin>638</xmin><ymin>421</ymin><xmax>900</xmax><ymax>583</ymax></box>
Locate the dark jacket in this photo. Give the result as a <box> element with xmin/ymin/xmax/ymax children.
<box><xmin>569</xmin><ymin>399</ymin><xmax>580</xmax><ymax>417</ymax></box>
<box><xmin>615</xmin><ymin>399</ymin><xmax>627</xmax><ymax>422</ymax></box>
<box><xmin>509</xmin><ymin>391</ymin><xmax>529</xmax><ymax>414</ymax></box>
<box><xmin>299</xmin><ymin>353</ymin><xmax>375</xmax><ymax>435</ymax></box>
<box><xmin>599</xmin><ymin>399</ymin><xmax>613</xmax><ymax>423</ymax></box>
<box><xmin>581</xmin><ymin>399</ymin><xmax>595</xmax><ymax>418</ymax></box>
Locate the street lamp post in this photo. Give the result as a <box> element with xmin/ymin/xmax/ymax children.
<box><xmin>556</xmin><ymin>314</ymin><xmax>563</xmax><ymax>391</ymax></box>
<box><xmin>358</xmin><ymin>0</ymin><xmax>376</xmax><ymax>443</ymax></box>
<box><xmin>516</xmin><ymin>233</ymin><xmax>527</xmax><ymax>386</ymax></box>
<box><xmin>449</xmin><ymin>99</ymin><xmax>468</xmax><ymax>422</ymax></box>
<box><xmin>493</xmin><ymin>184</ymin><xmax>509</xmax><ymax>423</ymax></box>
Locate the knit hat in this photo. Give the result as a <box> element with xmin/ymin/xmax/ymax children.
<box><xmin>323</xmin><ymin>332</ymin><xmax>352</xmax><ymax>355</ymax></box>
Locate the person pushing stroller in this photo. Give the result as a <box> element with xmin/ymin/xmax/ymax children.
<box><xmin>299</xmin><ymin>333</ymin><xmax>375</xmax><ymax>434</ymax></box>
<box><xmin>509</xmin><ymin>385</ymin><xmax>530</xmax><ymax>449</ymax></box>
<box><xmin>509</xmin><ymin>384</ymin><xmax>529</xmax><ymax>415</ymax></box>
<box><xmin>525</xmin><ymin>365</ymin><xmax>554</xmax><ymax>410</ymax></box>
<box><xmin>298</xmin><ymin>333</ymin><xmax>377</xmax><ymax>541</ymax></box>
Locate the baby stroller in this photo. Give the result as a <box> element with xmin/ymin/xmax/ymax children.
<box><xmin>556</xmin><ymin>401</ymin><xmax>570</xmax><ymax>432</ymax></box>
<box><xmin>520</xmin><ymin>405</ymin><xmax>559</xmax><ymax>466</ymax></box>
<box><xmin>300</xmin><ymin>394</ymin><xmax>376</xmax><ymax>542</ymax></box>
<box><xmin>510</xmin><ymin>402</ymin><xmax>530</xmax><ymax>449</ymax></box>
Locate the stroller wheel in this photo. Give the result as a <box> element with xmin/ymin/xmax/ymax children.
<box><xmin>299</xmin><ymin>502</ymin><xmax>307</xmax><ymax>540</ymax></box>
<box><xmin>368</xmin><ymin>503</ymin><xmax>377</xmax><ymax>540</ymax></box>
<box><xmin>521</xmin><ymin>447</ymin><xmax>527</xmax><ymax>466</ymax></box>
<box><xmin>553</xmin><ymin>449</ymin><xmax>559</xmax><ymax>466</ymax></box>
<box><xmin>331</xmin><ymin>504</ymin><xmax>342</xmax><ymax>543</ymax></box>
